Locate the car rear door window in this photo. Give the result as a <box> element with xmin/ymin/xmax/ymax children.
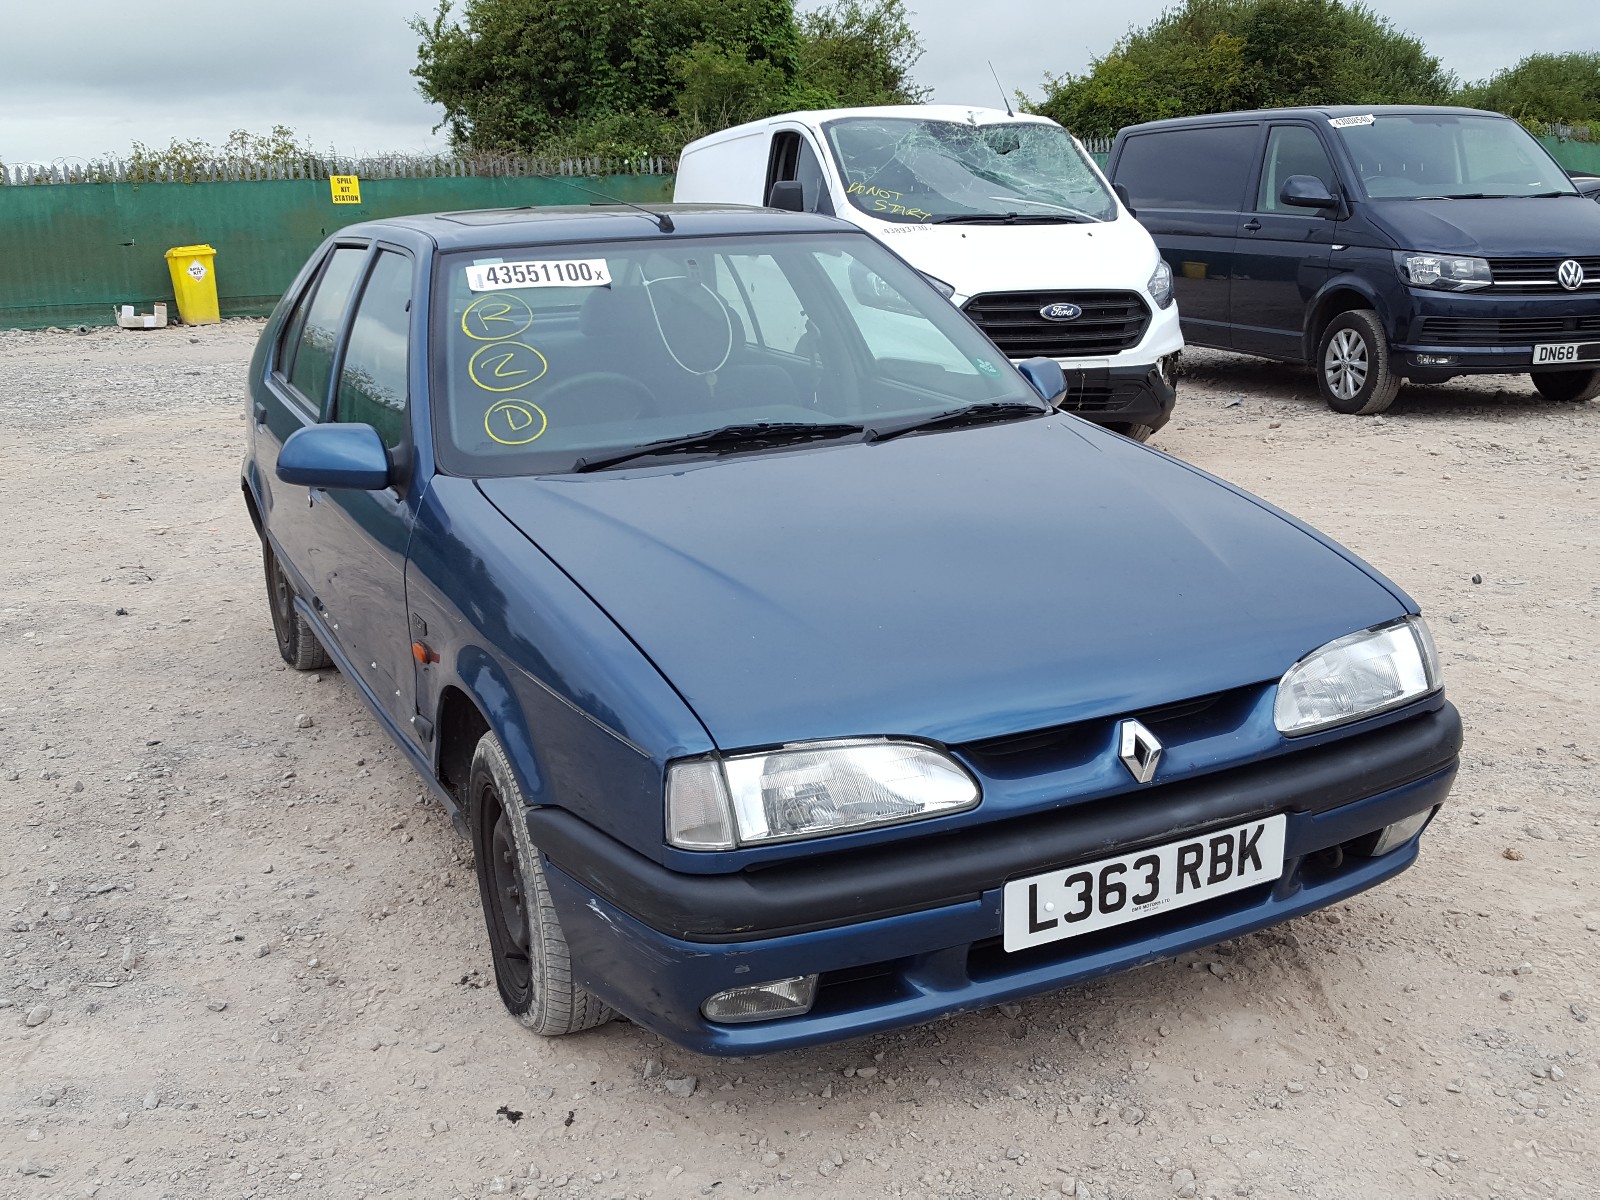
<box><xmin>335</xmin><ymin>250</ymin><xmax>413</xmax><ymax>448</ymax></box>
<box><xmin>287</xmin><ymin>247</ymin><xmax>367</xmax><ymax>413</ymax></box>
<box><xmin>1118</xmin><ymin>126</ymin><xmax>1258</xmax><ymax>211</ymax></box>
<box><xmin>1256</xmin><ymin>126</ymin><xmax>1338</xmax><ymax>211</ymax></box>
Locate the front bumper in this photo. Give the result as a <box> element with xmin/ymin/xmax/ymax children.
<box><xmin>531</xmin><ymin>703</ymin><xmax>1461</xmax><ymax>1054</ymax></box>
<box><xmin>1055</xmin><ymin>360</ymin><xmax>1178</xmax><ymax>432</ymax></box>
<box><xmin>1392</xmin><ymin>287</ymin><xmax>1600</xmax><ymax>374</ymax></box>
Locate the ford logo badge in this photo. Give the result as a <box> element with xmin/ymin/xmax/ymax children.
<box><xmin>1039</xmin><ymin>303</ymin><xmax>1082</xmax><ymax>322</ymax></box>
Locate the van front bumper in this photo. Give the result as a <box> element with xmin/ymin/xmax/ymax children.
<box><xmin>1055</xmin><ymin>360</ymin><xmax>1178</xmax><ymax>432</ymax></box>
<box><xmin>1393</xmin><ymin>288</ymin><xmax>1600</xmax><ymax>374</ymax></box>
<box><xmin>531</xmin><ymin>703</ymin><xmax>1461</xmax><ymax>1054</ymax></box>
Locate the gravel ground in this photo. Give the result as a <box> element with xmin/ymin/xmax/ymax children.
<box><xmin>1</xmin><ymin>320</ymin><xmax>1596</xmax><ymax>1200</ymax></box>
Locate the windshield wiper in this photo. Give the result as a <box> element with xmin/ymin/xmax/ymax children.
<box><xmin>572</xmin><ymin>422</ymin><xmax>865</xmax><ymax>473</ymax></box>
<box><xmin>1412</xmin><ymin>193</ymin><xmax>1488</xmax><ymax>200</ymax></box>
<box><xmin>866</xmin><ymin>401</ymin><xmax>1045</xmax><ymax>443</ymax></box>
<box><xmin>932</xmin><ymin>212</ymin><xmax>1090</xmax><ymax>225</ymax></box>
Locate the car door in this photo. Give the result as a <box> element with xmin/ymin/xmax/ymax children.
<box><xmin>258</xmin><ymin>242</ymin><xmax>371</xmax><ymax>596</ymax></box>
<box><xmin>1231</xmin><ymin>124</ymin><xmax>1341</xmax><ymax>360</ymax></box>
<box><xmin>1114</xmin><ymin>124</ymin><xmax>1261</xmax><ymax>348</ymax></box>
<box><xmin>306</xmin><ymin>246</ymin><xmax>423</xmax><ymax>732</ymax></box>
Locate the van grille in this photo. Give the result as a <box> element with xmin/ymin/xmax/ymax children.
<box><xmin>1488</xmin><ymin>256</ymin><xmax>1600</xmax><ymax>293</ymax></box>
<box><xmin>1419</xmin><ymin>314</ymin><xmax>1600</xmax><ymax>346</ymax></box>
<box><xmin>962</xmin><ymin>291</ymin><xmax>1151</xmax><ymax>358</ymax></box>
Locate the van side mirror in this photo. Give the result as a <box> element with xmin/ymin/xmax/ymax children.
<box><xmin>1016</xmin><ymin>357</ymin><xmax>1066</xmax><ymax>404</ymax></box>
<box><xmin>767</xmin><ymin>181</ymin><xmax>805</xmax><ymax>212</ymax></box>
<box><xmin>1280</xmin><ymin>175</ymin><xmax>1339</xmax><ymax>210</ymax></box>
<box><xmin>278</xmin><ymin>423</ymin><xmax>391</xmax><ymax>491</ymax></box>
<box><xmin>1113</xmin><ymin>182</ymin><xmax>1136</xmax><ymax>218</ymax></box>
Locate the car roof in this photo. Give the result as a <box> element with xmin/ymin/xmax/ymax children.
<box><xmin>1119</xmin><ymin>104</ymin><xmax>1502</xmax><ymax>136</ymax></box>
<box><xmin>335</xmin><ymin>203</ymin><xmax>855</xmax><ymax>252</ymax></box>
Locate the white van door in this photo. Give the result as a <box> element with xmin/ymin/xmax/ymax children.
<box><xmin>764</xmin><ymin>127</ymin><xmax>836</xmax><ymax>215</ymax></box>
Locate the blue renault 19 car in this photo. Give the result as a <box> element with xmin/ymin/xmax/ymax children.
<box><xmin>242</xmin><ymin>204</ymin><xmax>1462</xmax><ymax>1054</ymax></box>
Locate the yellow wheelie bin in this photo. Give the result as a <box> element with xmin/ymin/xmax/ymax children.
<box><xmin>165</xmin><ymin>244</ymin><xmax>221</xmax><ymax>325</ymax></box>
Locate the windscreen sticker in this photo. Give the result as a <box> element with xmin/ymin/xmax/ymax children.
<box><xmin>465</xmin><ymin>258</ymin><xmax>613</xmax><ymax>292</ymax></box>
<box><xmin>973</xmin><ymin>356</ymin><xmax>1003</xmax><ymax>376</ymax></box>
<box><xmin>1329</xmin><ymin>114</ymin><xmax>1376</xmax><ymax>128</ymax></box>
<box><xmin>468</xmin><ymin>341</ymin><xmax>549</xmax><ymax>392</ymax></box>
<box><xmin>484</xmin><ymin>399</ymin><xmax>548</xmax><ymax>445</ymax></box>
<box><xmin>461</xmin><ymin>293</ymin><xmax>534</xmax><ymax>341</ymax></box>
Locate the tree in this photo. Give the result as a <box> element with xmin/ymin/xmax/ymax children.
<box><xmin>1457</xmin><ymin>53</ymin><xmax>1600</xmax><ymax>131</ymax></box>
<box><xmin>411</xmin><ymin>0</ymin><xmax>926</xmax><ymax>156</ymax></box>
<box><xmin>1028</xmin><ymin>0</ymin><xmax>1454</xmax><ymax>139</ymax></box>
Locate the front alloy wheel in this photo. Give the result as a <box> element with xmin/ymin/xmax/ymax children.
<box><xmin>1317</xmin><ymin>309</ymin><xmax>1399</xmax><ymax>415</ymax></box>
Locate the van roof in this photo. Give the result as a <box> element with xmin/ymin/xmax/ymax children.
<box><xmin>1118</xmin><ymin>104</ymin><xmax>1502</xmax><ymax>137</ymax></box>
<box><xmin>682</xmin><ymin>105</ymin><xmax>1060</xmax><ymax>154</ymax></box>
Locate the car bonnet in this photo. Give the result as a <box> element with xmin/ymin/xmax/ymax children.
<box><xmin>477</xmin><ymin>417</ymin><xmax>1407</xmax><ymax>751</ymax></box>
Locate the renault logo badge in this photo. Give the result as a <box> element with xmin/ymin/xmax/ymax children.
<box><xmin>1558</xmin><ymin>259</ymin><xmax>1586</xmax><ymax>292</ymax></box>
<box><xmin>1039</xmin><ymin>302</ymin><xmax>1083</xmax><ymax>321</ymax></box>
<box><xmin>1117</xmin><ymin>719</ymin><xmax>1162</xmax><ymax>784</ymax></box>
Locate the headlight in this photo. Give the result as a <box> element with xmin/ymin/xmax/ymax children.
<box><xmin>1275</xmin><ymin>616</ymin><xmax>1441</xmax><ymax>736</ymax></box>
<box><xmin>666</xmin><ymin>738</ymin><xmax>979</xmax><ymax>850</ymax></box>
<box><xmin>1148</xmin><ymin>259</ymin><xmax>1175</xmax><ymax>308</ymax></box>
<box><xmin>1394</xmin><ymin>251</ymin><xmax>1492</xmax><ymax>292</ymax></box>
<box><xmin>920</xmin><ymin>272</ymin><xmax>956</xmax><ymax>301</ymax></box>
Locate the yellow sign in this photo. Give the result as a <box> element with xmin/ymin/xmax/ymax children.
<box><xmin>330</xmin><ymin>175</ymin><xmax>362</xmax><ymax>205</ymax></box>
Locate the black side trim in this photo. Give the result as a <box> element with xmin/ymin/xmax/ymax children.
<box><xmin>528</xmin><ymin>702</ymin><xmax>1461</xmax><ymax>943</ymax></box>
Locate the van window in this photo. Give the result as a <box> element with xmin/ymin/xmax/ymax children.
<box><xmin>1256</xmin><ymin>126</ymin><xmax>1338</xmax><ymax>212</ymax></box>
<box><xmin>766</xmin><ymin>131</ymin><xmax>832</xmax><ymax>213</ymax></box>
<box><xmin>1117</xmin><ymin>126</ymin><xmax>1258</xmax><ymax>211</ymax></box>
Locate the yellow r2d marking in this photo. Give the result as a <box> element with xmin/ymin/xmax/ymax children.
<box><xmin>485</xmin><ymin>400</ymin><xmax>548</xmax><ymax>445</ymax></box>
<box><xmin>462</xmin><ymin>293</ymin><xmax>534</xmax><ymax>341</ymax></box>
<box><xmin>468</xmin><ymin>341</ymin><xmax>549</xmax><ymax>392</ymax></box>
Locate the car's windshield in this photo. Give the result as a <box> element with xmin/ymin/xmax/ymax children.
<box><xmin>432</xmin><ymin>232</ymin><xmax>1044</xmax><ymax>476</ymax></box>
<box><xmin>822</xmin><ymin>117</ymin><xmax>1117</xmax><ymax>224</ymax></box>
<box><xmin>1332</xmin><ymin>113</ymin><xmax>1578</xmax><ymax>199</ymax></box>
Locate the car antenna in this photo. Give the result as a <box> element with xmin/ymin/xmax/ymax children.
<box><xmin>552</xmin><ymin>179</ymin><xmax>674</xmax><ymax>232</ymax></box>
<box><xmin>988</xmin><ymin>62</ymin><xmax>1015</xmax><ymax>118</ymax></box>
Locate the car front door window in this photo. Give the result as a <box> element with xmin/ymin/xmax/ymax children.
<box><xmin>288</xmin><ymin>247</ymin><xmax>367</xmax><ymax>415</ymax></box>
<box><xmin>336</xmin><ymin>250</ymin><xmax>413</xmax><ymax>448</ymax></box>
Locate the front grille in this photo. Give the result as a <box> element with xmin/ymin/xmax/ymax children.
<box><xmin>963</xmin><ymin>290</ymin><xmax>1151</xmax><ymax>357</ymax></box>
<box><xmin>1419</xmin><ymin>314</ymin><xmax>1600</xmax><ymax>346</ymax></box>
<box><xmin>1488</xmin><ymin>256</ymin><xmax>1600</xmax><ymax>293</ymax></box>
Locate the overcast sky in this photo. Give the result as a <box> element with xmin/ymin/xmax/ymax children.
<box><xmin>3</xmin><ymin>0</ymin><xmax>1593</xmax><ymax>166</ymax></box>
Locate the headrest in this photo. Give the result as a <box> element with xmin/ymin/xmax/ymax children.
<box><xmin>579</xmin><ymin>280</ymin><xmax>735</xmax><ymax>373</ymax></box>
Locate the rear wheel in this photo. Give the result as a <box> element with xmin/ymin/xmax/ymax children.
<box><xmin>262</xmin><ymin>540</ymin><xmax>331</xmax><ymax>670</ymax></box>
<box><xmin>469</xmin><ymin>731</ymin><xmax>614</xmax><ymax>1037</ymax></box>
<box><xmin>1317</xmin><ymin>309</ymin><xmax>1399</xmax><ymax>415</ymax></box>
<box><xmin>1531</xmin><ymin>368</ymin><xmax>1600</xmax><ymax>402</ymax></box>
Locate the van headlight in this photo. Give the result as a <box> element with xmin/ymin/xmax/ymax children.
<box><xmin>1274</xmin><ymin>616</ymin><xmax>1442</xmax><ymax>736</ymax></box>
<box><xmin>1148</xmin><ymin>259</ymin><xmax>1175</xmax><ymax>308</ymax></box>
<box><xmin>666</xmin><ymin>738</ymin><xmax>979</xmax><ymax>850</ymax></box>
<box><xmin>1394</xmin><ymin>251</ymin><xmax>1492</xmax><ymax>292</ymax></box>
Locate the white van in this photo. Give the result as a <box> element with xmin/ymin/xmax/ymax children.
<box><xmin>675</xmin><ymin>105</ymin><xmax>1183</xmax><ymax>439</ymax></box>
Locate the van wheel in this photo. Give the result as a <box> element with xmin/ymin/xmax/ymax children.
<box><xmin>1108</xmin><ymin>422</ymin><xmax>1155</xmax><ymax>443</ymax></box>
<box><xmin>1317</xmin><ymin>310</ymin><xmax>1399</xmax><ymax>415</ymax></box>
<box><xmin>469</xmin><ymin>731</ymin><xmax>615</xmax><ymax>1037</ymax></box>
<box><xmin>1531</xmin><ymin>368</ymin><xmax>1600</xmax><ymax>403</ymax></box>
<box><xmin>262</xmin><ymin>540</ymin><xmax>331</xmax><ymax>671</ymax></box>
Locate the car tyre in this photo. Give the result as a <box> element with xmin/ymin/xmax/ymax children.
<box><xmin>1317</xmin><ymin>310</ymin><xmax>1399</xmax><ymax>415</ymax></box>
<box><xmin>469</xmin><ymin>731</ymin><xmax>615</xmax><ymax>1037</ymax></box>
<box><xmin>263</xmin><ymin>539</ymin><xmax>332</xmax><ymax>671</ymax></box>
<box><xmin>1112</xmin><ymin>423</ymin><xmax>1156</xmax><ymax>443</ymax></box>
<box><xmin>1531</xmin><ymin>368</ymin><xmax>1600</xmax><ymax>403</ymax></box>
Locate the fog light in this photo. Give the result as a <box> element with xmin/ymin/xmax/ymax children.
<box><xmin>1411</xmin><ymin>354</ymin><xmax>1457</xmax><ymax>367</ymax></box>
<box><xmin>701</xmin><ymin>975</ymin><xmax>818</xmax><ymax>1024</ymax></box>
<box><xmin>1367</xmin><ymin>807</ymin><xmax>1437</xmax><ymax>856</ymax></box>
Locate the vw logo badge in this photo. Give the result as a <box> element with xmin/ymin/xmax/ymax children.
<box><xmin>1558</xmin><ymin>259</ymin><xmax>1586</xmax><ymax>292</ymax></box>
<box><xmin>1039</xmin><ymin>302</ymin><xmax>1083</xmax><ymax>322</ymax></box>
<box><xmin>1116</xmin><ymin>718</ymin><xmax>1162</xmax><ymax>784</ymax></box>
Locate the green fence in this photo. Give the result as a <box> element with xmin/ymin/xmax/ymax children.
<box><xmin>0</xmin><ymin>174</ymin><xmax>674</xmax><ymax>330</ymax></box>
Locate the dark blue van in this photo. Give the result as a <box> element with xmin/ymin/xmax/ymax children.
<box><xmin>1108</xmin><ymin>106</ymin><xmax>1600</xmax><ymax>413</ymax></box>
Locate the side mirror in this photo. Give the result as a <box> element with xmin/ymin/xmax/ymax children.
<box><xmin>278</xmin><ymin>423</ymin><xmax>391</xmax><ymax>490</ymax></box>
<box><xmin>1279</xmin><ymin>175</ymin><xmax>1339</xmax><ymax>210</ymax></box>
<box><xmin>1016</xmin><ymin>356</ymin><xmax>1066</xmax><ymax>404</ymax></box>
<box><xmin>1113</xmin><ymin>182</ymin><xmax>1136</xmax><ymax>218</ymax></box>
<box><xmin>767</xmin><ymin>180</ymin><xmax>805</xmax><ymax>212</ymax></box>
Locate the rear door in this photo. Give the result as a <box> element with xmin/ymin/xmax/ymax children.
<box><xmin>1114</xmin><ymin>124</ymin><xmax>1260</xmax><ymax>348</ymax></box>
<box><xmin>1231</xmin><ymin>123</ymin><xmax>1341</xmax><ymax>360</ymax></box>
<box><xmin>305</xmin><ymin>246</ymin><xmax>424</xmax><ymax>734</ymax></box>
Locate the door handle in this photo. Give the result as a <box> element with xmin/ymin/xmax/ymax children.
<box><xmin>252</xmin><ymin>402</ymin><xmax>267</xmax><ymax>426</ymax></box>
<box><xmin>1242</xmin><ymin>219</ymin><xmax>1262</xmax><ymax>233</ymax></box>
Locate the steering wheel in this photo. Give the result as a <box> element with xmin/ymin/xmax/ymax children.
<box><xmin>535</xmin><ymin>371</ymin><xmax>660</xmax><ymax>423</ymax></box>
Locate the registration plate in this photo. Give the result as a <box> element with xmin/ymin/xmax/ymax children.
<box><xmin>1002</xmin><ymin>815</ymin><xmax>1286</xmax><ymax>952</ymax></box>
<box><xmin>1533</xmin><ymin>341</ymin><xmax>1600</xmax><ymax>365</ymax></box>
